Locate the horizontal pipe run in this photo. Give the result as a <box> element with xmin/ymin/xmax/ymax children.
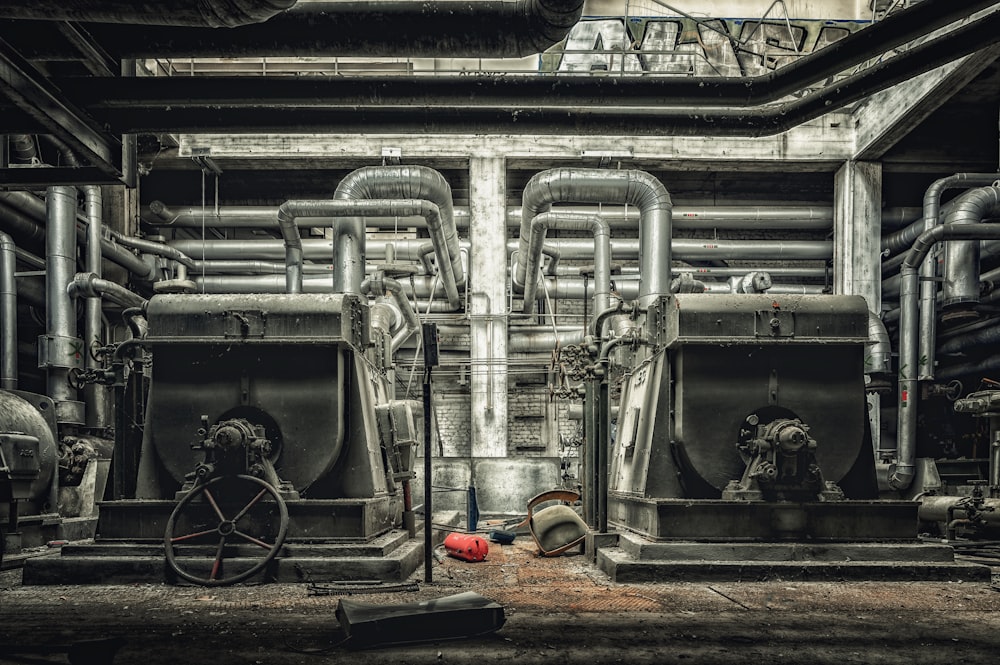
<box><xmin>64</xmin><ymin>10</ymin><xmax>1000</xmax><ymax>137</ymax></box>
<box><xmin>144</xmin><ymin>204</ymin><xmax>843</xmax><ymax>230</ymax></box>
<box><xmin>170</xmin><ymin>237</ymin><xmax>833</xmax><ymax>262</ymax></box>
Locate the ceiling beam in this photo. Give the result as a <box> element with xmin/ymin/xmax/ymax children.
<box><xmin>853</xmin><ymin>45</ymin><xmax>1000</xmax><ymax>160</ymax></box>
<box><xmin>0</xmin><ymin>37</ymin><xmax>123</xmax><ymax>181</ymax></box>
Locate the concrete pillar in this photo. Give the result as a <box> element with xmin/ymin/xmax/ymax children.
<box><xmin>468</xmin><ymin>157</ymin><xmax>508</xmax><ymax>458</ymax></box>
<box><xmin>833</xmin><ymin>160</ymin><xmax>883</xmax><ymax>453</ymax></box>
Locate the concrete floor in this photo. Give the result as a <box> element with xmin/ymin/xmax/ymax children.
<box><xmin>3</xmin><ymin>539</ymin><xmax>1000</xmax><ymax>664</ymax></box>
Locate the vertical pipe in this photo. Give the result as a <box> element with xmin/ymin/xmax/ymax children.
<box><xmin>0</xmin><ymin>232</ymin><xmax>16</xmax><ymax>389</ymax></box>
<box><xmin>82</xmin><ymin>186</ymin><xmax>107</xmax><ymax>428</ymax></box>
<box><xmin>597</xmin><ymin>377</ymin><xmax>609</xmax><ymax>533</ymax></box>
<box><xmin>918</xmin><ymin>174</ymin><xmax>1000</xmax><ymax>381</ymax></box>
<box><xmin>45</xmin><ymin>186</ymin><xmax>79</xmax><ymax>411</ymax></box>
<box><xmin>583</xmin><ymin>381</ymin><xmax>596</xmax><ymax>527</ymax></box>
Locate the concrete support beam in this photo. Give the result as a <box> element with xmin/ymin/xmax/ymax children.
<box><xmin>834</xmin><ymin>160</ymin><xmax>883</xmax><ymax>453</ymax></box>
<box><xmin>468</xmin><ymin>157</ymin><xmax>508</xmax><ymax>459</ymax></box>
<box><xmin>853</xmin><ymin>46</ymin><xmax>1000</xmax><ymax>160</ymax></box>
<box><xmin>177</xmin><ymin>121</ymin><xmax>853</xmax><ymax>169</ymax></box>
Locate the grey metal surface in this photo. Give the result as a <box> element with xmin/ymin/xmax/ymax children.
<box><xmin>44</xmin><ymin>186</ymin><xmax>81</xmax><ymax>423</ymax></box>
<box><xmin>0</xmin><ymin>232</ymin><xmax>16</xmax><ymax>390</ymax></box>
<box><xmin>519</xmin><ymin>168</ymin><xmax>672</xmax><ymax>306</ymax></box>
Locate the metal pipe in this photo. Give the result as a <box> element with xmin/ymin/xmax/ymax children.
<box><xmin>336</xmin><ymin>166</ymin><xmax>463</xmax><ymax>308</ymax></box>
<box><xmin>942</xmin><ymin>187</ymin><xmax>1000</xmax><ymax>309</ymax></box>
<box><xmin>519</xmin><ymin>168</ymin><xmax>671</xmax><ymax>307</ymax></box>
<box><xmin>0</xmin><ymin>232</ymin><xmax>17</xmax><ymax>389</ymax></box>
<box><xmin>0</xmin><ymin>190</ymin><xmax>152</xmax><ymax>277</ymax></box>
<box><xmin>107</xmin><ymin>230</ymin><xmax>196</xmax><ymax>270</ymax></box>
<box><xmin>46</xmin><ymin>187</ymin><xmax>79</xmax><ymax>417</ymax></box>
<box><xmin>78</xmin><ymin>0</ymin><xmax>585</xmax><ymax>58</ymax></box>
<box><xmin>68</xmin><ymin>272</ymin><xmax>149</xmax><ymax>310</ymax></box>
<box><xmin>169</xmin><ymin>237</ymin><xmax>832</xmax><ymax>262</ymax></box>
<box><xmin>508</xmin><ymin>330</ymin><xmax>586</xmax><ymax>353</ymax></box>
<box><xmin>892</xmin><ymin>223</ymin><xmax>1000</xmax><ymax>490</ymax></box>
<box><xmin>937</xmin><ymin>320</ymin><xmax>1000</xmax><ymax>355</ymax></box>
<box><xmin>362</xmin><ymin>277</ymin><xmax>421</xmax><ymax>353</ymax></box>
<box><xmin>0</xmin><ymin>0</ymin><xmax>297</xmax><ymax>26</ymax></box>
<box><xmin>866</xmin><ymin>309</ymin><xmax>892</xmax><ymax>378</ymax></box>
<box><xmin>520</xmin><ymin>212</ymin><xmax>611</xmax><ymax>320</ymax></box>
<box><xmin>82</xmin><ymin>186</ymin><xmax>108</xmax><ymax>429</ymax></box>
<box><xmin>145</xmin><ymin>203</ymin><xmax>845</xmax><ymax>231</ymax></box>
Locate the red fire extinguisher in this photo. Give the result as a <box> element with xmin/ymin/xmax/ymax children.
<box><xmin>443</xmin><ymin>533</ymin><xmax>489</xmax><ymax>562</ymax></box>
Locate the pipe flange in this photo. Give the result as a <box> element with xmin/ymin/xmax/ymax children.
<box><xmin>153</xmin><ymin>279</ymin><xmax>198</xmax><ymax>294</ymax></box>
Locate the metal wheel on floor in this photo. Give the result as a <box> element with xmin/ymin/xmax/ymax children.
<box><xmin>164</xmin><ymin>474</ymin><xmax>288</xmax><ymax>586</ymax></box>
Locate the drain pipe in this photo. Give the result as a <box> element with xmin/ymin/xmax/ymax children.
<box><xmin>44</xmin><ymin>186</ymin><xmax>84</xmax><ymax>429</ymax></box>
<box><xmin>1</xmin><ymin>232</ymin><xmax>16</xmax><ymax>389</ymax></box>
<box><xmin>892</xmin><ymin>222</ymin><xmax>1000</xmax><ymax>490</ymax></box>
<box><xmin>518</xmin><ymin>168</ymin><xmax>671</xmax><ymax>308</ymax></box>
<box><xmin>520</xmin><ymin>212</ymin><xmax>611</xmax><ymax>322</ymax></box>
<box><xmin>336</xmin><ymin>166</ymin><xmax>463</xmax><ymax>307</ymax></box>
<box><xmin>362</xmin><ymin>277</ymin><xmax>420</xmax><ymax>353</ymax></box>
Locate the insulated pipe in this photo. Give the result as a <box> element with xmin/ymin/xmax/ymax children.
<box><xmin>0</xmin><ymin>0</ymin><xmax>296</xmax><ymax>27</ymax></box>
<box><xmin>145</xmin><ymin>203</ymin><xmax>843</xmax><ymax>231</ymax></box>
<box><xmin>275</xmin><ymin>198</ymin><xmax>456</xmax><ymax>303</ymax></box>
<box><xmin>892</xmin><ymin>223</ymin><xmax>1000</xmax><ymax>491</ymax></box>
<box><xmin>937</xmin><ymin>321</ymin><xmax>1000</xmax><ymax>356</ymax></box>
<box><xmin>520</xmin><ymin>212</ymin><xmax>610</xmax><ymax>319</ymax></box>
<box><xmin>335</xmin><ymin>166</ymin><xmax>463</xmax><ymax>308</ymax></box>
<box><xmin>362</xmin><ymin>277</ymin><xmax>420</xmax><ymax>353</ymax></box>
<box><xmin>46</xmin><ymin>186</ymin><xmax>80</xmax><ymax>420</ymax></box>
<box><xmin>518</xmin><ymin>168</ymin><xmax>671</xmax><ymax>306</ymax></box>
<box><xmin>0</xmin><ymin>232</ymin><xmax>16</xmax><ymax>389</ymax></box>
<box><xmin>107</xmin><ymin>231</ymin><xmax>196</xmax><ymax>270</ymax></box>
<box><xmin>79</xmin><ymin>0</ymin><xmax>584</xmax><ymax>58</ymax></box>
<box><xmin>942</xmin><ymin>187</ymin><xmax>1000</xmax><ymax>309</ymax></box>
<box><xmin>508</xmin><ymin>329</ymin><xmax>586</xmax><ymax>353</ymax></box>
<box><xmin>0</xmin><ymin>190</ymin><xmax>152</xmax><ymax>277</ymax></box>
<box><xmin>866</xmin><ymin>309</ymin><xmax>892</xmax><ymax>378</ymax></box>
<box><xmin>82</xmin><ymin>186</ymin><xmax>108</xmax><ymax>429</ymax></box>
<box><xmin>170</xmin><ymin>237</ymin><xmax>831</xmax><ymax>261</ymax></box>
<box><xmin>68</xmin><ymin>272</ymin><xmax>149</xmax><ymax>310</ymax></box>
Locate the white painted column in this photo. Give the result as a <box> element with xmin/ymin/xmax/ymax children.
<box><xmin>834</xmin><ymin>160</ymin><xmax>883</xmax><ymax>453</ymax></box>
<box><xmin>468</xmin><ymin>157</ymin><xmax>508</xmax><ymax>458</ymax></box>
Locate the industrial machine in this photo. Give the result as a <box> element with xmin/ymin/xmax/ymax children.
<box><xmin>587</xmin><ymin>293</ymin><xmax>984</xmax><ymax>580</ymax></box>
<box><xmin>25</xmin><ymin>293</ymin><xmax>422</xmax><ymax>585</ymax></box>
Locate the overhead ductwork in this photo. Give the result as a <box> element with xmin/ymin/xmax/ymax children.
<box><xmin>63</xmin><ymin>0</ymin><xmax>584</xmax><ymax>58</ymax></box>
<box><xmin>0</xmin><ymin>0</ymin><xmax>296</xmax><ymax>27</ymax></box>
<box><xmin>517</xmin><ymin>168</ymin><xmax>671</xmax><ymax>307</ymax></box>
<box><xmin>56</xmin><ymin>2</ymin><xmax>1000</xmax><ymax>137</ymax></box>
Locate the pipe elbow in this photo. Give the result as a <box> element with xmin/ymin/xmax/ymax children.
<box><xmin>67</xmin><ymin>272</ymin><xmax>97</xmax><ymax>299</ymax></box>
<box><xmin>888</xmin><ymin>466</ymin><xmax>915</xmax><ymax>491</ymax></box>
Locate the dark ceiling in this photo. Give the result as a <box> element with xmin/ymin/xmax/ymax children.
<box><xmin>0</xmin><ymin>2</ymin><xmax>998</xmax><ymax>211</ymax></box>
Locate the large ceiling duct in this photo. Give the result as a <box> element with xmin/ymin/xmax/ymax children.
<box><xmin>57</xmin><ymin>0</ymin><xmax>584</xmax><ymax>58</ymax></box>
<box><xmin>0</xmin><ymin>0</ymin><xmax>296</xmax><ymax>27</ymax></box>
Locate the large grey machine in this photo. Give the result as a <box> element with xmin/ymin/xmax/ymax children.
<box><xmin>606</xmin><ymin>293</ymin><xmax>916</xmax><ymax>541</ymax></box>
<box><xmin>26</xmin><ymin>292</ymin><xmax>421</xmax><ymax>585</ymax></box>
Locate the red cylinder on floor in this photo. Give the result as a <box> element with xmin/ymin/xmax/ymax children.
<box><xmin>443</xmin><ymin>532</ymin><xmax>489</xmax><ymax>562</ymax></box>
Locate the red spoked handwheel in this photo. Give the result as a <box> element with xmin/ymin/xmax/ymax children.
<box><xmin>164</xmin><ymin>474</ymin><xmax>288</xmax><ymax>586</ymax></box>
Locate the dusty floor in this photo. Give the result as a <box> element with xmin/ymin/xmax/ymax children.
<box><xmin>3</xmin><ymin>540</ymin><xmax>1000</xmax><ymax>664</ymax></box>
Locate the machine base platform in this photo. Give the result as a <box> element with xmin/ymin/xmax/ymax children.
<box><xmin>23</xmin><ymin>528</ymin><xmax>423</xmax><ymax>585</ymax></box>
<box><xmin>594</xmin><ymin>531</ymin><xmax>991</xmax><ymax>582</ymax></box>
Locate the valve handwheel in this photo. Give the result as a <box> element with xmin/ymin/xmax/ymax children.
<box><xmin>164</xmin><ymin>474</ymin><xmax>289</xmax><ymax>586</ymax></box>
